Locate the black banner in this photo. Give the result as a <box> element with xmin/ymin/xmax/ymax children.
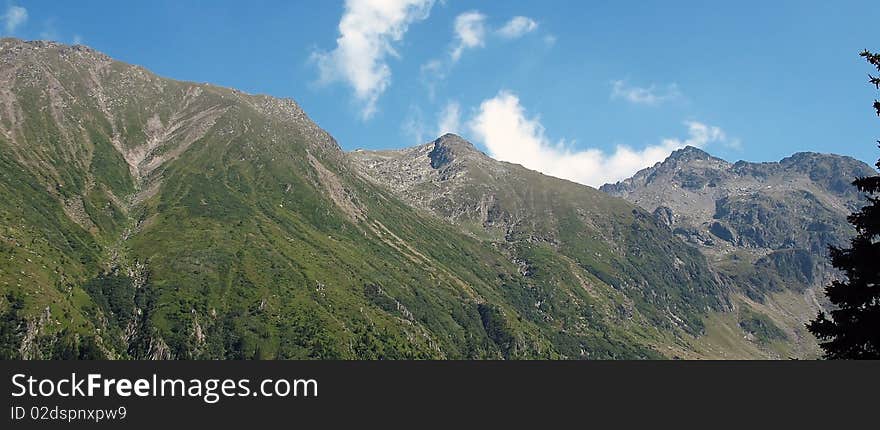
<box><xmin>2</xmin><ymin>360</ymin><xmax>876</xmax><ymax>428</ymax></box>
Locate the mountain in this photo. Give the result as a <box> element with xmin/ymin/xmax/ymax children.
<box><xmin>350</xmin><ymin>135</ymin><xmax>727</xmax><ymax>336</ymax></box>
<box><xmin>350</xmin><ymin>135</ymin><xmax>833</xmax><ymax>358</ymax></box>
<box><xmin>1</xmin><ymin>38</ymin><xmax>575</xmax><ymax>359</ymax></box>
<box><xmin>601</xmin><ymin>146</ymin><xmax>875</xmax><ymax>355</ymax></box>
<box><xmin>0</xmin><ymin>38</ymin><xmax>832</xmax><ymax>359</ymax></box>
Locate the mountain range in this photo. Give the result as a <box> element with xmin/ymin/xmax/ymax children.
<box><xmin>0</xmin><ymin>38</ymin><xmax>873</xmax><ymax>359</ymax></box>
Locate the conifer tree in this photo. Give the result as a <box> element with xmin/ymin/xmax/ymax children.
<box><xmin>807</xmin><ymin>50</ymin><xmax>880</xmax><ymax>359</ymax></box>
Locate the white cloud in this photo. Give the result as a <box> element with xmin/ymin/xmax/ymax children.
<box><xmin>451</xmin><ymin>11</ymin><xmax>486</xmax><ymax>62</ymax></box>
<box><xmin>660</xmin><ymin>120</ymin><xmax>726</xmax><ymax>152</ymax></box>
<box><xmin>497</xmin><ymin>16</ymin><xmax>538</xmax><ymax>39</ymax></box>
<box><xmin>72</xmin><ymin>34</ymin><xmax>83</xmax><ymax>45</ymax></box>
<box><xmin>436</xmin><ymin>101</ymin><xmax>461</xmax><ymax>135</ymax></box>
<box><xmin>611</xmin><ymin>80</ymin><xmax>682</xmax><ymax>105</ymax></box>
<box><xmin>468</xmin><ymin>90</ymin><xmax>730</xmax><ymax>187</ymax></box>
<box><xmin>2</xmin><ymin>5</ymin><xmax>27</xmax><ymax>34</ymax></box>
<box><xmin>313</xmin><ymin>0</ymin><xmax>435</xmax><ymax>120</ymax></box>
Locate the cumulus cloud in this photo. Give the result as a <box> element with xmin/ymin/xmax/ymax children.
<box><xmin>468</xmin><ymin>90</ymin><xmax>730</xmax><ymax>187</ymax></box>
<box><xmin>611</xmin><ymin>80</ymin><xmax>682</xmax><ymax>105</ymax></box>
<box><xmin>451</xmin><ymin>11</ymin><xmax>486</xmax><ymax>62</ymax></box>
<box><xmin>2</xmin><ymin>5</ymin><xmax>27</xmax><ymax>34</ymax></box>
<box><xmin>313</xmin><ymin>0</ymin><xmax>435</xmax><ymax>119</ymax></box>
<box><xmin>497</xmin><ymin>16</ymin><xmax>538</xmax><ymax>39</ymax></box>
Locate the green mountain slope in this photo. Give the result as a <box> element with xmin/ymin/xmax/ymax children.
<box><xmin>351</xmin><ymin>134</ymin><xmax>730</xmax><ymax>334</ymax></box>
<box><xmin>0</xmin><ymin>38</ymin><xmax>802</xmax><ymax>359</ymax></box>
<box><xmin>0</xmin><ymin>39</ymin><xmax>556</xmax><ymax>359</ymax></box>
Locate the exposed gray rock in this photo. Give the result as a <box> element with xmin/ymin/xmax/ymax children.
<box><xmin>600</xmin><ymin>145</ymin><xmax>875</xmax><ymax>296</ymax></box>
<box><xmin>653</xmin><ymin>206</ymin><xmax>674</xmax><ymax>228</ymax></box>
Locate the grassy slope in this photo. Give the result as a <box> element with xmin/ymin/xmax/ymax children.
<box><xmin>353</xmin><ymin>142</ymin><xmax>728</xmax><ymax>339</ymax></box>
<box><xmin>1</xmin><ymin>39</ymin><xmax>799</xmax><ymax>359</ymax></box>
<box><xmin>0</xmin><ymin>40</ymin><xmax>668</xmax><ymax>359</ymax></box>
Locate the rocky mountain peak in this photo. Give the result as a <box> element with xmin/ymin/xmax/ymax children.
<box><xmin>600</xmin><ymin>145</ymin><xmax>874</xmax><ymax>326</ymax></box>
<box><xmin>777</xmin><ymin>151</ymin><xmax>872</xmax><ymax>173</ymax></box>
<box><xmin>2</xmin><ymin>37</ymin><xmax>112</xmax><ymax>67</ymax></box>
<box><xmin>668</xmin><ymin>145</ymin><xmax>712</xmax><ymax>162</ymax></box>
<box><xmin>435</xmin><ymin>133</ymin><xmax>472</xmax><ymax>147</ymax></box>
<box><xmin>600</xmin><ymin>146</ymin><xmax>728</xmax><ymax>195</ymax></box>
<box><xmin>428</xmin><ymin>134</ymin><xmax>483</xmax><ymax>168</ymax></box>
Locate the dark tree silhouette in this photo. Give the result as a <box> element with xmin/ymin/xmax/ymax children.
<box><xmin>807</xmin><ymin>50</ymin><xmax>880</xmax><ymax>359</ymax></box>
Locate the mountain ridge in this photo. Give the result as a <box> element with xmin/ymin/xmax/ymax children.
<box><xmin>2</xmin><ymin>38</ymin><xmax>860</xmax><ymax>359</ymax></box>
<box><xmin>600</xmin><ymin>142</ymin><xmax>875</xmax><ymax>357</ymax></box>
<box><xmin>0</xmin><ymin>38</ymin><xmax>706</xmax><ymax>359</ymax></box>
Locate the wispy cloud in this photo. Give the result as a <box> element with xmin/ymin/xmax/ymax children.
<box><xmin>2</xmin><ymin>5</ymin><xmax>27</xmax><ymax>34</ymax></box>
<box><xmin>468</xmin><ymin>90</ymin><xmax>731</xmax><ymax>187</ymax></box>
<box><xmin>419</xmin><ymin>59</ymin><xmax>446</xmax><ymax>100</ymax></box>
<box><xmin>421</xmin><ymin>10</ymin><xmax>488</xmax><ymax>100</ymax></box>
<box><xmin>722</xmin><ymin>137</ymin><xmax>743</xmax><ymax>151</ymax></box>
<box><xmin>401</xmin><ymin>100</ymin><xmax>462</xmax><ymax>144</ymax></box>
<box><xmin>422</xmin><ymin>12</ymin><xmax>542</xmax><ymax>98</ymax></box>
<box><xmin>451</xmin><ymin>11</ymin><xmax>486</xmax><ymax>62</ymax></box>
<box><xmin>497</xmin><ymin>16</ymin><xmax>538</xmax><ymax>39</ymax></box>
<box><xmin>312</xmin><ymin>0</ymin><xmax>435</xmax><ymax>120</ymax></box>
<box><xmin>436</xmin><ymin>101</ymin><xmax>461</xmax><ymax>135</ymax></box>
<box><xmin>38</xmin><ymin>18</ymin><xmax>58</xmax><ymax>41</ymax></box>
<box><xmin>401</xmin><ymin>105</ymin><xmax>429</xmax><ymax>144</ymax></box>
<box><xmin>611</xmin><ymin>80</ymin><xmax>682</xmax><ymax>106</ymax></box>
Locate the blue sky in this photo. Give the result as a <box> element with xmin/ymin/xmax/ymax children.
<box><xmin>3</xmin><ymin>1</ymin><xmax>879</xmax><ymax>185</ymax></box>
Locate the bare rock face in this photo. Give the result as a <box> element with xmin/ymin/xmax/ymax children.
<box><xmin>427</xmin><ymin>134</ymin><xmax>470</xmax><ymax>168</ymax></box>
<box><xmin>599</xmin><ymin>146</ymin><xmax>877</xmax><ymax>357</ymax></box>
<box><xmin>600</xmin><ymin>145</ymin><xmax>875</xmax><ymax>296</ymax></box>
<box><xmin>351</xmin><ymin>133</ymin><xmax>510</xmax><ymax>224</ymax></box>
<box><xmin>653</xmin><ymin>206</ymin><xmax>674</xmax><ymax>229</ymax></box>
